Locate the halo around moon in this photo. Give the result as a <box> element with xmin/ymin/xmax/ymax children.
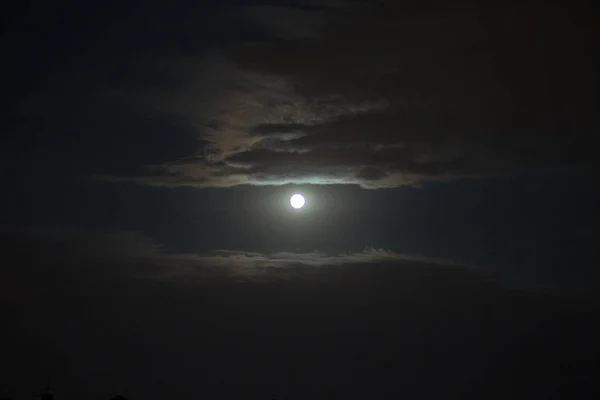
<box><xmin>290</xmin><ymin>193</ymin><xmax>305</xmax><ymax>209</ymax></box>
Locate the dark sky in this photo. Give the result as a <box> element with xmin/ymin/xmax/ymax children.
<box><xmin>1</xmin><ymin>0</ymin><xmax>599</xmax><ymax>399</ymax></box>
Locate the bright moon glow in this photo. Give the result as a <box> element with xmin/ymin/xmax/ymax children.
<box><xmin>290</xmin><ymin>193</ymin><xmax>305</xmax><ymax>209</ymax></box>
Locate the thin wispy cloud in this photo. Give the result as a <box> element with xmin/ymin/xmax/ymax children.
<box><xmin>2</xmin><ymin>227</ymin><xmax>480</xmax><ymax>284</ymax></box>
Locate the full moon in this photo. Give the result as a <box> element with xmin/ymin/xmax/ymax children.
<box><xmin>290</xmin><ymin>193</ymin><xmax>305</xmax><ymax>209</ymax></box>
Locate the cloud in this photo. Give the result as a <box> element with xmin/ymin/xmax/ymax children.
<box><xmin>5</xmin><ymin>225</ymin><xmax>599</xmax><ymax>294</ymax></box>
<box><xmin>169</xmin><ymin>247</ymin><xmax>472</xmax><ymax>280</ymax></box>
<box><xmin>100</xmin><ymin>3</ymin><xmax>597</xmax><ymax>189</ymax></box>
<box><xmin>0</xmin><ymin>227</ymin><xmax>482</xmax><ymax>284</ymax></box>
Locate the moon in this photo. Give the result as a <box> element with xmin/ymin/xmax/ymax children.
<box><xmin>290</xmin><ymin>193</ymin><xmax>305</xmax><ymax>209</ymax></box>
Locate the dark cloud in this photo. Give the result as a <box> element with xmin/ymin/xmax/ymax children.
<box><xmin>5</xmin><ymin>225</ymin><xmax>597</xmax><ymax>293</ymax></box>
<box><xmin>0</xmin><ymin>226</ymin><xmax>486</xmax><ymax>284</ymax></box>
<box><xmin>97</xmin><ymin>2</ymin><xmax>597</xmax><ymax>189</ymax></box>
<box><xmin>356</xmin><ymin>166</ymin><xmax>389</xmax><ymax>181</ymax></box>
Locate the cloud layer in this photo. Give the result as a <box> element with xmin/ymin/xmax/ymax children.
<box><xmin>102</xmin><ymin>2</ymin><xmax>597</xmax><ymax>189</ymax></box>
<box><xmin>1</xmin><ymin>227</ymin><xmax>483</xmax><ymax>284</ymax></box>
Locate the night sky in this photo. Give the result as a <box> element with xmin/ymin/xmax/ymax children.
<box><xmin>1</xmin><ymin>1</ymin><xmax>599</xmax><ymax>399</ymax></box>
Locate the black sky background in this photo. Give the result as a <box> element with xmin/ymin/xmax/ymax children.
<box><xmin>2</xmin><ymin>0</ymin><xmax>600</xmax><ymax>399</ymax></box>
